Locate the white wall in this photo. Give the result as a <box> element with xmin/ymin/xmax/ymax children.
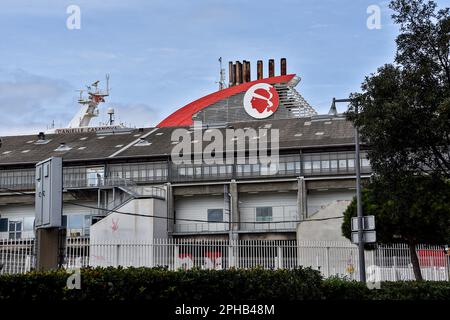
<box><xmin>297</xmin><ymin>200</ymin><xmax>352</xmax><ymax>242</ymax></box>
<box><xmin>307</xmin><ymin>189</ymin><xmax>355</xmax><ymax>217</ymax></box>
<box><xmin>89</xmin><ymin>198</ymin><xmax>168</xmax><ymax>267</ymax></box>
<box><xmin>174</xmin><ymin>195</ymin><xmax>228</xmax><ymax>232</ymax></box>
<box><xmin>90</xmin><ymin>198</ymin><xmax>161</xmax><ymax>242</ymax></box>
<box><xmin>239</xmin><ymin>192</ymin><xmax>298</xmax><ymax>231</ymax></box>
<box><xmin>0</xmin><ymin>202</ymin><xmax>96</xmax><ymax>239</ymax></box>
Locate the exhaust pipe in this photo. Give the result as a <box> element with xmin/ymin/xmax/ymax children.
<box><xmin>257</xmin><ymin>60</ymin><xmax>263</xmax><ymax>80</ymax></box>
<box><xmin>268</xmin><ymin>59</ymin><xmax>275</xmax><ymax>77</ymax></box>
<box><xmin>281</xmin><ymin>58</ymin><xmax>287</xmax><ymax>75</ymax></box>
<box><xmin>242</xmin><ymin>60</ymin><xmax>248</xmax><ymax>83</ymax></box>
<box><xmin>229</xmin><ymin>61</ymin><xmax>235</xmax><ymax>86</ymax></box>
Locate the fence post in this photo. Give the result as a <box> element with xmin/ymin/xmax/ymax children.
<box><xmin>228</xmin><ymin>241</ymin><xmax>235</xmax><ymax>268</ymax></box>
<box><xmin>393</xmin><ymin>256</ymin><xmax>397</xmax><ymax>281</ymax></box>
<box><xmin>116</xmin><ymin>244</ymin><xmax>120</xmax><ymax>267</ymax></box>
<box><xmin>326</xmin><ymin>247</ymin><xmax>330</xmax><ymax>277</ymax></box>
<box><xmin>276</xmin><ymin>246</ymin><xmax>283</xmax><ymax>270</ymax></box>
<box><xmin>174</xmin><ymin>245</ymin><xmax>179</xmax><ymax>270</ymax></box>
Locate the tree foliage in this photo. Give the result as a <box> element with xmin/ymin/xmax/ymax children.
<box><xmin>347</xmin><ymin>0</ymin><xmax>450</xmax><ymax>179</ymax></box>
<box><xmin>342</xmin><ymin>176</ymin><xmax>450</xmax><ymax>245</ymax></box>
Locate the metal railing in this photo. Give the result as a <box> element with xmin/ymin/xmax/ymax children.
<box><xmin>0</xmin><ymin>238</ymin><xmax>35</xmax><ymax>274</ymax></box>
<box><xmin>2</xmin><ymin>238</ymin><xmax>448</xmax><ymax>282</ymax></box>
<box><xmin>240</xmin><ymin>221</ymin><xmax>298</xmax><ymax>232</ymax></box>
<box><xmin>297</xmin><ymin>241</ymin><xmax>449</xmax><ymax>281</ymax></box>
<box><xmin>0</xmin><ymin>151</ymin><xmax>373</xmax><ymax>191</ymax></box>
<box><xmin>173</xmin><ymin>223</ymin><xmax>230</xmax><ymax>233</ymax></box>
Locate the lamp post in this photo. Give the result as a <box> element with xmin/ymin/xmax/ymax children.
<box><xmin>330</xmin><ymin>98</ymin><xmax>366</xmax><ymax>282</ymax></box>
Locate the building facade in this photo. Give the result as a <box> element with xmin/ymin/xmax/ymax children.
<box><xmin>0</xmin><ymin>59</ymin><xmax>371</xmax><ymax>242</ymax></box>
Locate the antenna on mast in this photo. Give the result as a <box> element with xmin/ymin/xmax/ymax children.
<box><xmin>217</xmin><ymin>57</ymin><xmax>226</xmax><ymax>91</ymax></box>
<box><xmin>68</xmin><ymin>75</ymin><xmax>110</xmax><ymax>128</ymax></box>
<box><xmin>106</xmin><ymin>74</ymin><xmax>110</xmax><ymax>95</ymax></box>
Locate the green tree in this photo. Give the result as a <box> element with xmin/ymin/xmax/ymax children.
<box><xmin>343</xmin><ymin>0</ymin><xmax>450</xmax><ymax>281</ymax></box>
<box><xmin>347</xmin><ymin>0</ymin><xmax>450</xmax><ymax>179</ymax></box>
<box><xmin>342</xmin><ymin>176</ymin><xmax>450</xmax><ymax>280</ymax></box>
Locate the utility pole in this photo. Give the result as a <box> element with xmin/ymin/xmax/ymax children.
<box><xmin>330</xmin><ymin>98</ymin><xmax>366</xmax><ymax>282</ymax></box>
<box><xmin>354</xmin><ymin>104</ymin><xmax>366</xmax><ymax>282</ymax></box>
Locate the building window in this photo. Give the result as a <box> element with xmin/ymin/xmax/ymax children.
<box><xmin>256</xmin><ymin>207</ymin><xmax>272</xmax><ymax>222</ymax></box>
<box><xmin>207</xmin><ymin>209</ymin><xmax>223</xmax><ymax>222</ymax></box>
<box><xmin>9</xmin><ymin>221</ymin><xmax>22</xmax><ymax>240</ymax></box>
<box><xmin>0</xmin><ymin>218</ymin><xmax>8</xmax><ymax>232</ymax></box>
<box><xmin>63</xmin><ymin>214</ymin><xmax>91</xmax><ymax>237</ymax></box>
<box><xmin>86</xmin><ymin>167</ymin><xmax>104</xmax><ymax>187</ymax></box>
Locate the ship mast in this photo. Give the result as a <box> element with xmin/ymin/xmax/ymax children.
<box><xmin>68</xmin><ymin>75</ymin><xmax>110</xmax><ymax>128</ymax></box>
<box><xmin>217</xmin><ymin>57</ymin><xmax>226</xmax><ymax>91</ymax></box>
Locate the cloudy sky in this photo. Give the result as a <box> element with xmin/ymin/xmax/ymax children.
<box><xmin>0</xmin><ymin>0</ymin><xmax>447</xmax><ymax>136</ymax></box>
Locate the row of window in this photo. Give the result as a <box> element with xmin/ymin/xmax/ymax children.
<box><xmin>201</xmin><ymin>207</ymin><xmax>273</xmax><ymax>223</ymax></box>
<box><xmin>0</xmin><ymin>214</ymin><xmax>92</xmax><ymax>239</ymax></box>
<box><xmin>0</xmin><ymin>151</ymin><xmax>371</xmax><ymax>189</ymax></box>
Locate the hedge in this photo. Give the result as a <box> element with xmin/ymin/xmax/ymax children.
<box><xmin>322</xmin><ymin>277</ymin><xmax>450</xmax><ymax>300</ymax></box>
<box><xmin>0</xmin><ymin>267</ymin><xmax>323</xmax><ymax>301</ymax></box>
<box><xmin>0</xmin><ymin>267</ymin><xmax>449</xmax><ymax>300</ymax></box>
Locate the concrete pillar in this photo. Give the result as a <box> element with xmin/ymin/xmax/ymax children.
<box><xmin>230</xmin><ymin>180</ymin><xmax>239</xmax><ymax>240</ymax></box>
<box><xmin>36</xmin><ymin>228</ymin><xmax>65</xmax><ymax>271</ymax></box>
<box><xmin>297</xmin><ymin>177</ymin><xmax>307</xmax><ymax>220</ymax></box>
<box><xmin>166</xmin><ymin>183</ymin><xmax>174</xmax><ymax>234</ymax></box>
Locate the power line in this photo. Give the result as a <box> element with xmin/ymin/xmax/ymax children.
<box><xmin>0</xmin><ymin>187</ymin><xmax>344</xmax><ymax>224</ymax></box>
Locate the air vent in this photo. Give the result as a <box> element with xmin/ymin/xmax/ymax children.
<box><xmin>54</xmin><ymin>143</ymin><xmax>72</xmax><ymax>152</ymax></box>
<box><xmin>35</xmin><ymin>132</ymin><xmax>51</xmax><ymax>145</ymax></box>
<box><xmin>134</xmin><ymin>138</ymin><xmax>151</xmax><ymax>146</ymax></box>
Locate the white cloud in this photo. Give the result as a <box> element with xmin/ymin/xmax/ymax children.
<box><xmin>0</xmin><ymin>69</ymin><xmax>74</xmax><ymax>136</ymax></box>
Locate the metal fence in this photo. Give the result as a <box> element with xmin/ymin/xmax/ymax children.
<box><xmin>1</xmin><ymin>238</ymin><xmax>448</xmax><ymax>282</ymax></box>
<box><xmin>0</xmin><ymin>238</ymin><xmax>35</xmax><ymax>274</ymax></box>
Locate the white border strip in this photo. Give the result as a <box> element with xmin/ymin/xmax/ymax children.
<box><xmin>108</xmin><ymin>128</ymin><xmax>159</xmax><ymax>158</ymax></box>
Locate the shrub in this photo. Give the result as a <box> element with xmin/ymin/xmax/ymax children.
<box><xmin>1</xmin><ymin>267</ymin><xmax>449</xmax><ymax>301</ymax></box>
<box><xmin>0</xmin><ymin>267</ymin><xmax>323</xmax><ymax>301</ymax></box>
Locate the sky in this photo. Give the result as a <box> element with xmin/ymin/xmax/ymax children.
<box><xmin>0</xmin><ymin>0</ymin><xmax>448</xmax><ymax>136</ymax></box>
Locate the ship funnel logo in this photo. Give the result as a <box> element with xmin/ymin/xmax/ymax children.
<box><xmin>243</xmin><ymin>83</ymin><xmax>279</xmax><ymax>119</ymax></box>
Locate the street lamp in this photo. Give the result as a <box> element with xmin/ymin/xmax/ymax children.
<box><xmin>330</xmin><ymin>98</ymin><xmax>366</xmax><ymax>283</ymax></box>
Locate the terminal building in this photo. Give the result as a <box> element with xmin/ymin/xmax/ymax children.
<box><xmin>0</xmin><ymin>59</ymin><xmax>371</xmax><ymax>243</ymax></box>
